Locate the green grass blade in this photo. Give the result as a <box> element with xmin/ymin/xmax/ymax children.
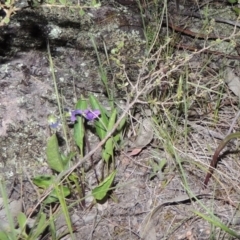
<box><xmin>0</xmin><ymin>180</ymin><xmax>17</xmax><ymax>240</ymax></box>
<box><xmin>29</xmin><ymin>212</ymin><xmax>47</xmax><ymax>239</ymax></box>
<box><xmin>49</xmin><ymin>208</ymin><xmax>57</xmax><ymax>240</ymax></box>
<box><xmin>90</xmin><ymin>35</ymin><xmax>113</xmax><ymax>106</ymax></box>
<box><xmin>47</xmin><ymin>43</ymin><xmax>69</xmax><ymax>152</ymax></box>
<box><xmin>193</xmin><ymin>210</ymin><xmax>240</xmax><ymax>238</ymax></box>
<box><xmin>53</xmin><ymin>184</ymin><xmax>75</xmax><ymax>240</ymax></box>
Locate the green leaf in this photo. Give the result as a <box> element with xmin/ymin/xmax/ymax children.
<box><xmin>158</xmin><ymin>159</ymin><xmax>167</xmax><ymax>170</ymax></box>
<box><xmin>102</xmin><ymin>109</ymin><xmax>117</xmax><ymax>162</ymax></box>
<box><xmin>3</xmin><ymin>17</ymin><xmax>10</xmax><ymax>24</ymax></box>
<box><xmin>44</xmin><ymin>186</ymin><xmax>70</xmax><ymax>204</ymax></box>
<box><xmin>74</xmin><ymin>116</ymin><xmax>85</xmax><ymax>152</ymax></box>
<box><xmin>30</xmin><ymin>212</ymin><xmax>47</xmax><ymax>239</ymax></box>
<box><xmin>75</xmin><ymin>97</ymin><xmax>88</xmax><ymax>110</ymax></box>
<box><xmin>4</xmin><ymin>0</ymin><xmax>11</xmax><ymax>7</ymax></box>
<box><xmin>17</xmin><ymin>212</ymin><xmax>27</xmax><ymax>231</ymax></box>
<box><xmin>232</xmin><ymin>6</ymin><xmax>240</xmax><ymax>16</ymax></box>
<box><xmin>30</xmin><ymin>0</ymin><xmax>41</xmax><ymax>8</ymax></box>
<box><xmin>51</xmin><ymin>186</ymin><xmax>71</xmax><ymax>199</ymax></box>
<box><xmin>228</xmin><ymin>0</ymin><xmax>238</xmax><ymax>4</ymax></box>
<box><xmin>102</xmin><ymin>137</ymin><xmax>113</xmax><ymax>163</ymax></box>
<box><xmin>79</xmin><ymin>8</ymin><xmax>85</xmax><ymax>16</ymax></box>
<box><xmin>92</xmin><ymin>170</ymin><xmax>116</xmax><ymax>200</ymax></box>
<box><xmin>59</xmin><ymin>0</ymin><xmax>66</xmax><ymax>4</ymax></box>
<box><xmin>33</xmin><ymin>175</ymin><xmax>54</xmax><ymax>189</ymax></box>
<box><xmin>117</xmin><ymin>116</ymin><xmax>126</xmax><ymax>131</ymax></box>
<box><xmin>33</xmin><ymin>176</ymin><xmax>71</xmax><ymax>204</ymax></box>
<box><xmin>149</xmin><ymin>159</ymin><xmax>167</xmax><ymax>179</ymax></box>
<box><xmin>92</xmin><ymin>2</ymin><xmax>101</xmax><ymax>8</ymax></box>
<box><xmin>46</xmin><ymin>134</ymin><xmax>64</xmax><ymax>172</ymax></box>
<box><xmin>107</xmin><ymin>109</ymin><xmax>117</xmax><ymax>130</ymax></box>
<box><xmin>89</xmin><ymin>95</ymin><xmax>108</xmax><ymax>140</ymax></box>
<box><xmin>74</xmin><ymin>98</ymin><xmax>87</xmax><ymax>155</ymax></box>
<box><xmin>0</xmin><ymin>231</ymin><xmax>9</xmax><ymax>240</ymax></box>
<box><xmin>114</xmin><ymin>117</ymin><xmax>126</xmax><ymax>142</ymax></box>
<box><xmin>43</xmin><ymin>195</ymin><xmax>58</xmax><ymax>204</ymax></box>
<box><xmin>61</xmin><ymin>151</ymin><xmax>75</xmax><ymax>167</ymax></box>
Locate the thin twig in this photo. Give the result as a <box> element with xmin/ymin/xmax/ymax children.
<box><xmin>181</xmin><ymin>10</ymin><xmax>240</xmax><ymax>28</ymax></box>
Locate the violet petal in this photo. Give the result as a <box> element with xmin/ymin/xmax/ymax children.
<box><xmin>83</xmin><ymin>110</ymin><xmax>101</xmax><ymax>120</ymax></box>
<box><xmin>71</xmin><ymin>110</ymin><xmax>83</xmax><ymax>122</ymax></box>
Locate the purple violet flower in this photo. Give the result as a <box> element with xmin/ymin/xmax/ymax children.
<box><xmin>48</xmin><ymin>115</ymin><xmax>60</xmax><ymax>129</ymax></box>
<box><xmin>71</xmin><ymin>109</ymin><xmax>100</xmax><ymax>122</ymax></box>
<box><xmin>71</xmin><ymin>110</ymin><xmax>83</xmax><ymax>122</ymax></box>
<box><xmin>49</xmin><ymin>121</ymin><xmax>60</xmax><ymax>129</ymax></box>
<box><xmin>82</xmin><ymin>110</ymin><xmax>101</xmax><ymax>121</ymax></box>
